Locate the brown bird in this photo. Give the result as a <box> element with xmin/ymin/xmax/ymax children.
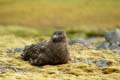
<box><xmin>21</xmin><ymin>30</ymin><xmax>69</xmax><ymax>66</ymax></box>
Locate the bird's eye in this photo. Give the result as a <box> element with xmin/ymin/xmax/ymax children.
<box><xmin>58</xmin><ymin>32</ymin><xmax>62</xmax><ymax>35</ymax></box>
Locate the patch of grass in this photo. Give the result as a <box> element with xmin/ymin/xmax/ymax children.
<box><xmin>0</xmin><ymin>25</ymin><xmax>52</xmax><ymax>39</ymax></box>
<box><xmin>86</xmin><ymin>31</ymin><xmax>104</xmax><ymax>37</ymax></box>
<box><xmin>0</xmin><ymin>25</ymin><xmax>107</xmax><ymax>39</ymax></box>
<box><xmin>0</xmin><ymin>0</ymin><xmax>120</xmax><ymax>28</ymax></box>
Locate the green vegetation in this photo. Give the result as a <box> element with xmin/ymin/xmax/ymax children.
<box><xmin>0</xmin><ymin>25</ymin><xmax>107</xmax><ymax>38</ymax></box>
<box><xmin>0</xmin><ymin>0</ymin><xmax>120</xmax><ymax>29</ymax></box>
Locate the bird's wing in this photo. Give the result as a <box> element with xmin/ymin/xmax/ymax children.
<box><xmin>22</xmin><ymin>40</ymin><xmax>48</xmax><ymax>60</ymax></box>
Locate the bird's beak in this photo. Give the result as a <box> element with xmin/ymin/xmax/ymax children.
<box><xmin>53</xmin><ymin>35</ymin><xmax>58</xmax><ymax>39</ymax></box>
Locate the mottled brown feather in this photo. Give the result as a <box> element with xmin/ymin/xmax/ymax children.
<box><xmin>21</xmin><ymin>30</ymin><xmax>69</xmax><ymax>66</ymax></box>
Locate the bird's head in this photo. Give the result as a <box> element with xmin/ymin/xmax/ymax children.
<box><xmin>52</xmin><ymin>30</ymin><xmax>67</xmax><ymax>42</ymax></box>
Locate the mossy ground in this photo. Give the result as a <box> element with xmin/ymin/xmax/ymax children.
<box><xmin>0</xmin><ymin>0</ymin><xmax>120</xmax><ymax>79</ymax></box>
<box><xmin>0</xmin><ymin>26</ymin><xmax>120</xmax><ymax>80</ymax></box>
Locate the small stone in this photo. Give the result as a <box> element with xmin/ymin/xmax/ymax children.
<box><xmin>6</xmin><ymin>49</ymin><xmax>15</xmax><ymax>53</ymax></box>
<box><xmin>14</xmin><ymin>48</ymin><xmax>24</xmax><ymax>52</ymax></box>
<box><xmin>71</xmin><ymin>59</ymin><xmax>93</xmax><ymax>64</ymax></box>
<box><xmin>0</xmin><ymin>66</ymin><xmax>28</xmax><ymax>73</ymax></box>
<box><xmin>69</xmin><ymin>38</ymin><xmax>88</xmax><ymax>46</ymax></box>
<box><xmin>95</xmin><ymin>41</ymin><xmax>110</xmax><ymax>50</ymax></box>
<box><xmin>80</xmin><ymin>59</ymin><xmax>93</xmax><ymax>64</ymax></box>
<box><xmin>94</xmin><ymin>59</ymin><xmax>110</xmax><ymax>67</ymax></box>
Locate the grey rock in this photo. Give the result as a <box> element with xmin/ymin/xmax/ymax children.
<box><xmin>14</xmin><ymin>48</ymin><xmax>24</xmax><ymax>52</ymax></box>
<box><xmin>95</xmin><ymin>41</ymin><xmax>110</xmax><ymax>50</ymax></box>
<box><xmin>69</xmin><ymin>38</ymin><xmax>88</xmax><ymax>46</ymax></box>
<box><xmin>0</xmin><ymin>66</ymin><xmax>28</xmax><ymax>73</ymax></box>
<box><xmin>80</xmin><ymin>59</ymin><xmax>93</xmax><ymax>64</ymax></box>
<box><xmin>105</xmin><ymin>29</ymin><xmax>120</xmax><ymax>45</ymax></box>
<box><xmin>6</xmin><ymin>48</ymin><xmax>24</xmax><ymax>54</ymax></box>
<box><xmin>109</xmin><ymin>46</ymin><xmax>120</xmax><ymax>54</ymax></box>
<box><xmin>71</xmin><ymin>58</ymin><xmax>93</xmax><ymax>65</ymax></box>
<box><xmin>71</xmin><ymin>59</ymin><xmax>111</xmax><ymax>67</ymax></box>
<box><xmin>94</xmin><ymin>59</ymin><xmax>110</xmax><ymax>67</ymax></box>
<box><xmin>96</xmin><ymin>29</ymin><xmax>120</xmax><ymax>53</ymax></box>
<box><xmin>6</xmin><ymin>49</ymin><xmax>15</xmax><ymax>53</ymax></box>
